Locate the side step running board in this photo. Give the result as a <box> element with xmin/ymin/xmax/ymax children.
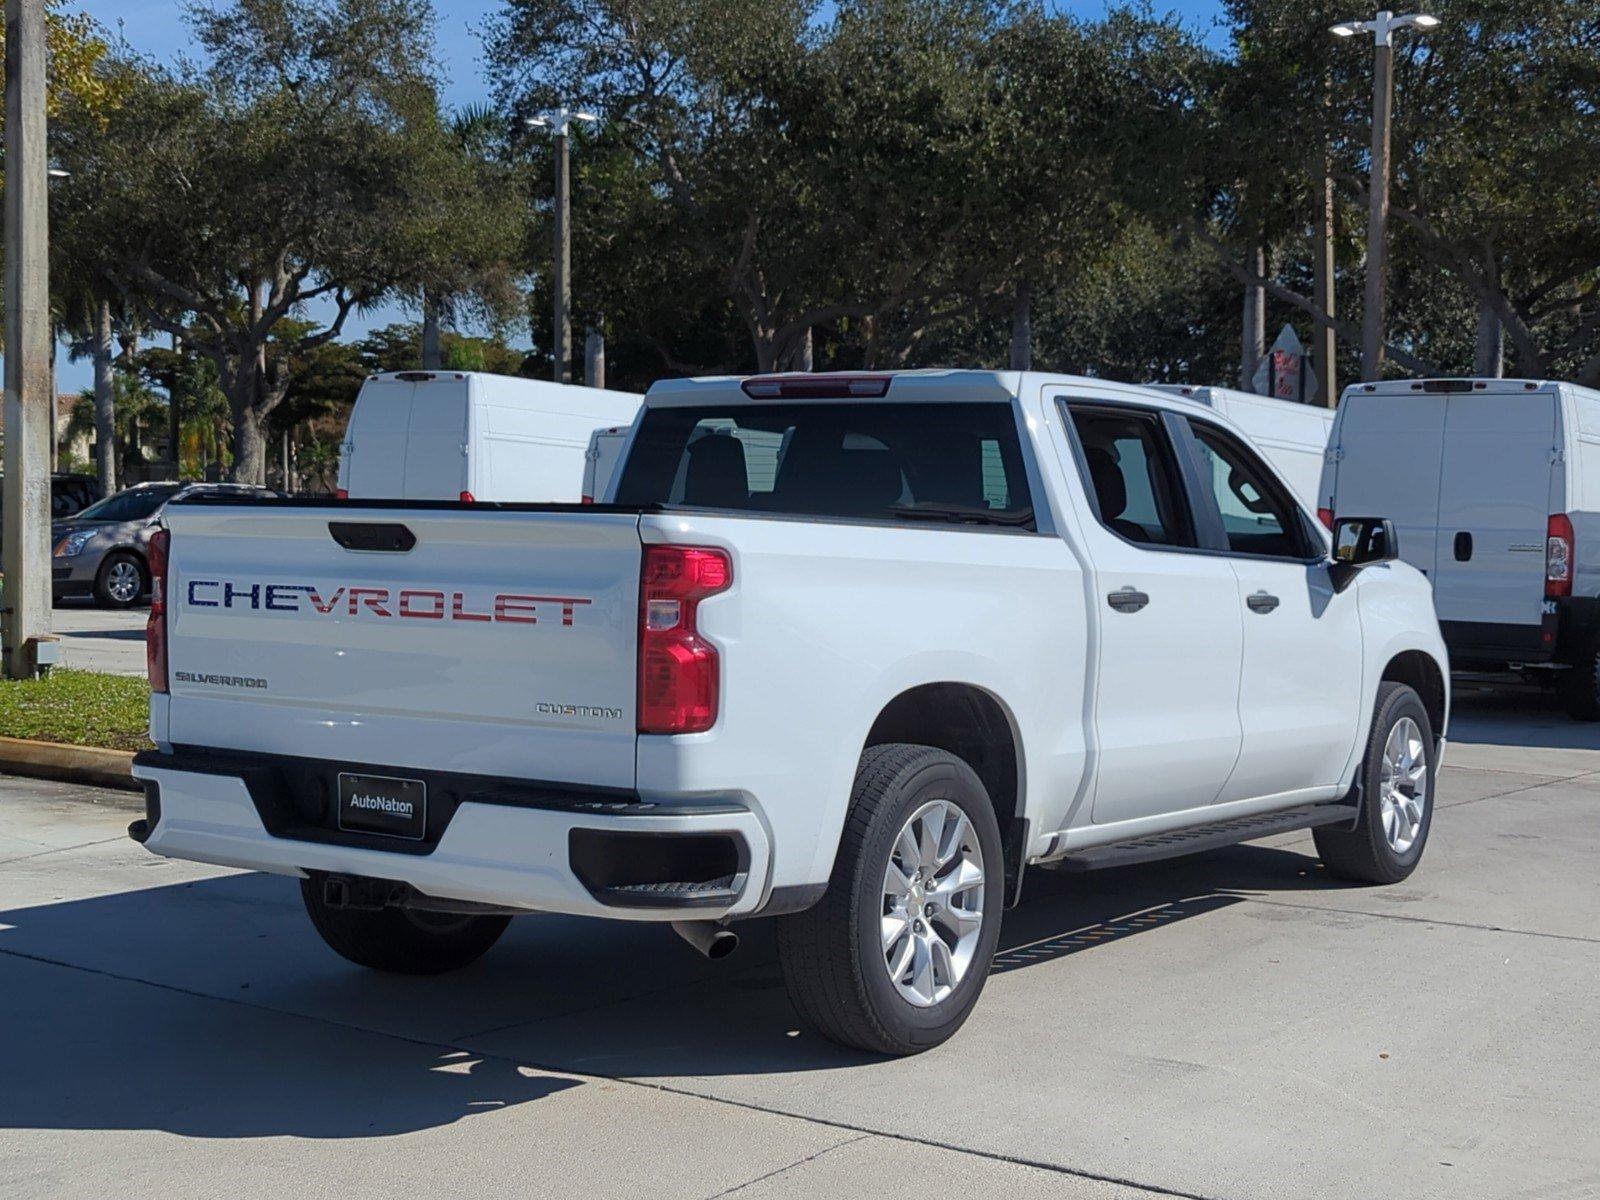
<box><xmin>1045</xmin><ymin>803</ymin><xmax>1357</xmax><ymax>873</ymax></box>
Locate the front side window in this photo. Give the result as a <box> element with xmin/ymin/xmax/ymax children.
<box><xmin>615</xmin><ymin>402</ymin><xmax>1033</xmax><ymax>527</ymax></box>
<box><xmin>1066</xmin><ymin>405</ymin><xmax>1194</xmax><ymax>548</ymax></box>
<box><xmin>1188</xmin><ymin>421</ymin><xmax>1309</xmax><ymax>558</ymax></box>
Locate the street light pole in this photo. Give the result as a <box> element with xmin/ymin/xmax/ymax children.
<box><xmin>1331</xmin><ymin>10</ymin><xmax>1439</xmax><ymax>382</ymax></box>
<box><xmin>527</xmin><ymin>107</ymin><xmax>598</xmax><ymax>385</ymax></box>
<box><xmin>3</xmin><ymin>0</ymin><xmax>55</xmax><ymax>679</ymax></box>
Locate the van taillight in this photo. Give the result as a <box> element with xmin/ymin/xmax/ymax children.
<box><xmin>460</xmin><ymin>491</ymin><xmax>476</xmax><ymax>503</ymax></box>
<box><xmin>335</xmin><ymin>488</ymin><xmax>349</xmax><ymax>500</ymax></box>
<box><xmin>1317</xmin><ymin>507</ymin><xmax>1335</xmax><ymax>531</ymax></box>
<box><xmin>580</xmin><ymin>494</ymin><xmax>595</xmax><ymax>504</ymax></box>
<box><xmin>1547</xmin><ymin>514</ymin><xmax>1574</xmax><ymax>598</ymax></box>
<box><xmin>638</xmin><ymin>545</ymin><xmax>732</xmax><ymax>734</ymax></box>
<box><xmin>147</xmin><ymin>528</ymin><xmax>170</xmax><ymax>694</ymax></box>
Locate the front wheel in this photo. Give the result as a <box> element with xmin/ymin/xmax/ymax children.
<box><xmin>94</xmin><ymin>551</ymin><xmax>146</xmax><ymax>608</ymax></box>
<box><xmin>300</xmin><ymin>878</ymin><xmax>510</xmax><ymax>974</ymax></box>
<box><xmin>776</xmin><ymin>744</ymin><xmax>1004</xmax><ymax>1056</ymax></box>
<box><xmin>1314</xmin><ymin>682</ymin><xmax>1436</xmax><ymax>884</ymax></box>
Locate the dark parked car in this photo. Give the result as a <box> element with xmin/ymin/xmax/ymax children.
<box><xmin>0</xmin><ymin>472</ymin><xmax>105</xmax><ymax>550</ymax></box>
<box><xmin>51</xmin><ymin>481</ymin><xmax>277</xmax><ymax>607</ymax></box>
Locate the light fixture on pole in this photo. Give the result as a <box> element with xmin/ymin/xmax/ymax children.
<box><xmin>526</xmin><ymin>107</ymin><xmax>598</xmax><ymax>384</ymax></box>
<box><xmin>1330</xmin><ymin>10</ymin><xmax>1439</xmax><ymax>381</ymax></box>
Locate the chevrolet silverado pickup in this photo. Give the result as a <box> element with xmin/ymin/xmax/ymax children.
<box><xmin>131</xmin><ymin>370</ymin><xmax>1449</xmax><ymax>1055</ymax></box>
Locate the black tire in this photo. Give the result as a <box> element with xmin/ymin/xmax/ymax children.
<box><xmin>1557</xmin><ymin>633</ymin><xmax>1600</xmax><ymax>721</ymax></box>
<box><xmin>93</xmin><ymin>550</ymin><xmax>147</xmax><ymax>609</ymax></box>
<box><xmin>299</xmin><ymin>877</ymin><xmax>510</xmax><ymax>975</ymax></box>
<box><xmin>776</xmin><ymin>744</ymin><xmax>1004</xmax><ymax>1056</ymax></box>
<box><xmin>1314</xmin><ymin>682</ymin><xmax>1436</xmax><ymax>884</ymax></box>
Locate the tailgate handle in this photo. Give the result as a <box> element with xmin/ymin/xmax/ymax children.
<box><xmin>1453</xmin><ymin>531</ymin><xmax>1472</xmax><ymax>562</ymax></box>
<box><xmin>328</xmin><ymin>521</ymin><xmax>416</xmax><ymax>553</ymax></box>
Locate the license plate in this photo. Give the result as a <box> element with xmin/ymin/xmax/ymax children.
<box><xmin>337</xmin><ymin>772</ymin><xmax>427</xmax><ymax>840</ymax></box>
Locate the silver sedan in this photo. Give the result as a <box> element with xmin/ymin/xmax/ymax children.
<box><xmin>51</xmin><ymin>482</ymin><xmax>277</xmax><ymax>608</ymax></box>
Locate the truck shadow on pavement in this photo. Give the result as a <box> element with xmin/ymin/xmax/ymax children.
<box><xmin>0</xmin><ymin>834</ymin><xmax>1357</xmax><ymax>1140</ymax></box>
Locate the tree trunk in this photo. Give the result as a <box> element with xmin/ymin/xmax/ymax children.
<box><xmin>226</xmin><ymin>353</ymin><xmax>268</xmax><ymax>485</ymax></box>
<box><xmin>231</xmin><ymin>409</ymin><xmax>268</xmax><ymax>485</ymax></box>
<box><xmin>1240</xmin><ymin>246</ymin><xmax>1266</xmax><ymax>393</ymax></box>
<box><xmin>93</xmin><ymin>299</ymin><xmax>117</xmax><ymax>494</ymax></box>
<box><xmin>1475</xmin><ymin>302</ymin><xmax>1504</xmax><ymax>378</ymax></box>
<box><xmin>584</xmin><ymin>325</ymin><xmax>606</xmax><ymax>388</ymax></box>
<box><xmin>1010</xmin><ymin>282</ymin><xmax>1032</xmax><ymax>371</ymax></box>
<box><xmin>421</xmin><ymin>289</ymin><xmax>442</xmax><ymax>369</ymax></box>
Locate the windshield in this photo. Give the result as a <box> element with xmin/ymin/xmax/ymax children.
<box><xmin>75</xmin><ymin>485</ymin><xmax>181</xmax><ymax>523</ymax></box>
<box><xmin>615</xmin><ymin>401</ymin><xmax>1034</xmax><ymax>527</ymax></box>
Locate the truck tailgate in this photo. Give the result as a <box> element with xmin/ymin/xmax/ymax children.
<box><xmin>159</xmin><ymin>502</ymin><xmax>641</xmax><ymax>788</ymax></box>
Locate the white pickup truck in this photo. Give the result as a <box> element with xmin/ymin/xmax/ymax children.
<box><xmin>130</xmin><ymin>370</ymin><xmax>1448</xmax><ymax>1055</ymax></box>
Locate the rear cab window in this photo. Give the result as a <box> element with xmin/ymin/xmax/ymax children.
<box><xmin>615</xmin><ymin>401</ymin><xmax>1034</xmax><ymax>529</ymax></box>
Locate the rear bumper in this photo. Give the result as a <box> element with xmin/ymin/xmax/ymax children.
<box><xmin>131</xmin><ymin>750</ymin><xmax>774</xmax><ymax>921</ymax></box>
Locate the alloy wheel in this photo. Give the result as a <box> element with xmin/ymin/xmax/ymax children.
<box><xmin>106</xmin><ymin>559</ymin><xmax>142</xmax><ymax>604</ymax></box>
<box><xmin>1378</xmin><ymin>716</ymin><xmax>1428</xmax><ymax>853</ymax></box>
<box><xmin>880</xmin><ymin>799</ymin><xmax>986</xmax><ymax>1007</ymax></box>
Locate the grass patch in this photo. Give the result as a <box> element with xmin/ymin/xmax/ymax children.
<box><xmin>0</xmin><ymin>669</ymin><xmax>152</xmax><ymax>751</ymax></box>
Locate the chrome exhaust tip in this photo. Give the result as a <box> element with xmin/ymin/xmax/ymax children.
<box><xmin>672</xmin><ymin>920</ymin><xmax>739</xmax><ymax>960</ymax></box>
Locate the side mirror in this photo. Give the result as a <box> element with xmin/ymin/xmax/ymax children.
<box><xmin>1329</xmin><ymin>516</ymin><xmax>1399</xmax><ymax>591</ymax></box>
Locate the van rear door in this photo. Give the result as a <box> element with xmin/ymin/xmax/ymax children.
<box><xmin>1332</xmin><ymin>393</ymin><xmax>1448</xmax><ymax>582</ymax></box>
<box><xmin>1431</xmin><ymin>390</ymin><xmax>1558</xmax><ymax>633</ymax></box>
<box><xmin>343</xmin><ymin>376</ymin><xmax>468</xmax><ymax>500</ymax></box>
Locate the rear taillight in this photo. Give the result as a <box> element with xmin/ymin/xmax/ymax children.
<box><xmin>147</xmin><ymin>527</ymin><xmax>170</xmax><ymax>694</ymax></box>
<box><xmin>335</xmin><ymin>488</ymin><xmax>349</xmax><ymax>500</ymax></box>
<box><xmin>1317</xmin><ymin>507</ymin><xmax>1335</xmax><ymax>531</ymax></box>
<box><xmin>638</xmin><ymin>545</ymin><xmax>732</xmax><ymax>734</ymax></box>
<box><xmin>580</xmin><ymin>494</ymin><xmax>595</xmax><ymax>505</ymax></box>
<box><xmin>1547</xmin><ymin>513</ymin><xmax>1574</xmax><ymax>598</ymax></box>
<box><xmin>460</xmin><ymin>490</ymin><xmax>476</xmax><ymax>503</ymax></box>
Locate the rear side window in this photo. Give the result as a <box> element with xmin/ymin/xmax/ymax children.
<box><xmin>1066</xmin><ymin>406</ymin><xmax>1194</xmax><ymax>548</ymax></box>
<box><xmin>615</xmin><ymin>402</ymin><xmax>1034</xmax><ymax>527</ymax></box>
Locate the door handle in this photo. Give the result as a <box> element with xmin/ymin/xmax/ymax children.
<box><xmin>1246</xmin><ymin>591</ymin><xmax>1280</xmax><ymax>613</ymax></box>
<box><xmin>1454</xmin><ymin>531</ymin><xmax>1473</xmax><ymax>562</ymax></box>
<box><xmin>1107</xmin><ymin>587</ymin><xmax>1150</xmax><ymax>613</ymax></box>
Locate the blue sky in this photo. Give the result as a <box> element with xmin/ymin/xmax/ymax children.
<box><xmin>54</xmin><ymin>0</ymin><xmax>1231</xmax><ymax>394</ymax></box>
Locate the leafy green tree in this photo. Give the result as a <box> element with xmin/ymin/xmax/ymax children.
<box><xmin>488</xmin><ymin>0</ymin><xmax>1198</xmax><ymax>376</ymax></box>
<box><xmin>1198</xmin><ymin>0</ymin><xmax>1600</xmax><ymax>382</ymax></box>
<box><xmin>52</xmin><ymin>0</ymin><xmax>527</xmax><ymax>483</ymax></box>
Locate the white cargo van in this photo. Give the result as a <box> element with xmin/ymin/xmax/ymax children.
<box><xmin>1150</xmin><ymin>385</ymin><xmax>1335</xmax><ymax>508</ymax></box>
<box><xmin>338</xmin><ymin>371</ymin><xmax>641</xmax><ymax>503</ymax></box>
<box><xmin>580</xmin><ymin>425</ymin><xmax>633</xmax><ymax>503</ymax></box>
<box><xmin>1320</xmin><ymin>377</ymin><xmax>1600</xmax><ymax>718</ymax></box>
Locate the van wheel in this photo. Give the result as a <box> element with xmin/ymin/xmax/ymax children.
<box><xmin>299</xmin><ymin>878</ymin><xmax>510</xmax><ymax>974</ymax></box>
<box><xmin>1314</xmin><ymin>683</ymin><xmax>1435</xmax><ymax>885</ymax></box>
<box><xmin>776</xmin><ymin>744</ymin><xmax>1003</xmax><ymax>1056</ymax></box>
<box><xmin>1557</xmin><ymin>636</ymin><xmax>1600</xmax><ymax>721</ymax></box>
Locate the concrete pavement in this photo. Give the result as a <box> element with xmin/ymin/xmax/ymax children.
<box><xmin>1</xmin><ymin>693</ymin><xmax>1597</xmax><ymax>1199</ymax></box>
<box><xmin>48</xmin><ymin>601</ymin><xmax>148</xmax><ymax>675</ymax></box>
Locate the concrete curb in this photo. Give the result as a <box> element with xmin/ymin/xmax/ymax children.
<box><xmin>0</xmin><ymin>736</ymin><xmax>140</xmax><ymax>792</ymax></box>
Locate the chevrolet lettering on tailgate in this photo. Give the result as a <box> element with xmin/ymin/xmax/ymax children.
<box><xmin>184</xmin><ymin>580</ymin><xmax>593</xmax><ymax>625</ymax></box>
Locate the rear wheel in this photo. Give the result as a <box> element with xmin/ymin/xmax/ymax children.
<box><xmin>1314</xmin><ymin>682</ymin><xmax>1435</xmax><ymax>884</ymax></box>
<box><xmin>94</xmin><ymin>551</ymin><xmax>146</xmax><ymax>608</ymax></box>
<box><xmin>776</xmin><ymin>744</ymin><xmax>1003</xmax><ymax>1056</ymax></box>
<box><xmin>1557</xmin><ymin>633</ymin><xmax>1600</xmax><ymax>721</ymax></box>
<box><xmin>299</xmin><ymin>878</ymin><xmax>510</xmax><ymax>974</ymax></box>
